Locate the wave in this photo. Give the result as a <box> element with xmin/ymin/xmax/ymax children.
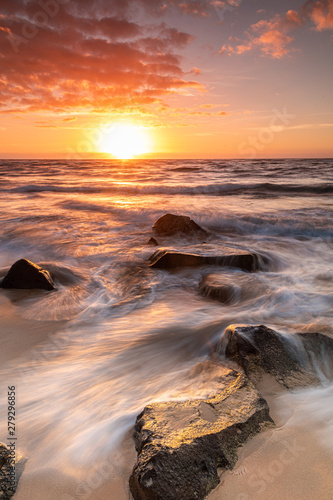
<box><xmin>3</xmin><ymin>181</ymin><xmax>333</xmax><ymax>197</ymax></box>
<box><xmin>170</xmin><ymin>166</ymin><xmax>200</xmax><ymax>172</ymax></box>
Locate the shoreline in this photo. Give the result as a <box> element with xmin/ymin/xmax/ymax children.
<box><xmin>0</xmin><ymin>294</ymin><xmax>66</xmax><ymax>367</ymax></box>
<box><xmin>13</xmin><ymin>429</ymin><xmax>137</xmax><ymax>500</ymax></box>
<box><xmin>208</xmin><ymin>375</ymin><xmax>333</xmax><ymax>500</ymax></box>
<box><xmin>1</xmin><ymin>291</ymin><xmax>333</xmax><ymax>499</ymax></box>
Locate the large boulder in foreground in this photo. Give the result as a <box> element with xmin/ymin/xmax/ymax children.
<box><xmin>130</xmin><ymin>373</ymin><xmax>273</xmax><ymax>500</ymax></box>
<box><xmin>152</xmin><ymin>214</ymin><xmax>206</xmax><ymax>237</ymax></box>
<box><xmin>0</xmin><ymin>259</ymin><xmax>55</xmax><ymax>291</ymax></box>
<box><xmin>0</xmin><ymin>443</ymin><xmax>27</xmax><ymax>499</ymax></box>
<box><xmin>218</xmin><ymin>325</ymin><xmax>323</xmax><ymax>389</ymax></box>
<box><xmin>150</xmin><ymin>250</ymin><xmax>268</xmax><ymax>272</ymax></box>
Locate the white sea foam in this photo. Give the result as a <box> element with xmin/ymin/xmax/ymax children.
<box><xmin>0</xmin><ymin>158</ymin><xmax>332</xmax><ymax>485</ymax></box>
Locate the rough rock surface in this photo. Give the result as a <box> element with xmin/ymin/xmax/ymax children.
<box><xmin>129</xmin><ymin>373</ymin><xmax>273</xmax><ymax>500</ymax></box>
<box><xmin>0</xmin><ymin>443</ymin><xmax>27</xmax><ymax>499</ymax></box>
<box><xmin>0</xmin><ymin>259</ymin><xmax>55</xmax><ymax>291</ymax></box>
<box><xmin>219</xmin><ymin>324</ymin><xmax>321</xmax><ymax>389</ymax></box>
<box><xmin>150</xmin><ymin>250</ymin><xmax>267</xmax><ymax>272</ymax></box>
<box><xmin>152</xmin><ymin>214</ymin><xmax>206</xmax><ymax>236</ymax></box>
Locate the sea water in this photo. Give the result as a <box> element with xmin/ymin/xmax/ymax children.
<box><xmin>0</xmin><ymin>159</ymin><xmax>332</xmax><ymax>496</ymax></box>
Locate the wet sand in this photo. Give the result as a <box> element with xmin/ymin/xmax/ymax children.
<box><xmin>0</xmin><ymin>293</ymin><xmax>66</xmax><ymax>366</ymax></box>
<box><xmin>208</xmin><ymin>375</ymin><xmax>333</xmax><ymax>500</ymax></box>
<box><xmin>14</xmin><ymin>431</ymin><xmax>136</xmax><ymax>500</ymax></box>
<box><xmin>0</xmin><ymin>292</ymin><xmax>134</xmax><ymax>500</ymax></box>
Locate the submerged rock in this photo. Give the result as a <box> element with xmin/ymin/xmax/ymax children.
<box><xmin>150</xmin><ymin>250</ymin><xmax>267</xmax><ymax>272</ymax></box>
<box><xmin>0</xmin><ymin>259</ymin><xmax>55</xmax><ymax>291</ymax></box>
<box><xmin>40</xmin><ymin>263</ymin><xmax>84</xmax><ymax>287</ymax></box>
<box><xmin>298</xmin><ymin>331</ymin><xmax>333</xmax><ymax>380</ymax></box>
<box><xmin>147</xmin><ymin>237</ymin><xmax>159</xmax><ymax>246</ymax></box>
<box><xmin>199</xmin><ymin>274</ymin><xmax>269</xmax><ymax>305</ymax></box>
<box><xmin>218</xmin><ymin>324</ymin><xmax>321</xmax><ymax>389</ymax></box>
<box><xmin>130</xmin><ymin>373</ymin><xmax>273</xmax><ymax>500</ymax></box>
<box><xmin>200</xmin><ymin>277</ymin><xmax>238</xmax><ymax>304</ymax></box>
<box><xmin>0</xmin><ymin>443</ymin><xmax>27</xmax><ymax>499</ymax></box>
<box><xmin>152</xmin><ymin>213</ymin><xmax>206</xmax><ymax>236</ymax></box>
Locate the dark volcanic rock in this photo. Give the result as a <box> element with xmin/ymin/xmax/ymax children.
<box><xmin>0</xmin><ymin>443</ymin><xmax>27</xmax><ymax>499</ymax></box>
<box><xmin>129</xmin><ymin>373</ymin><xmax>273</xmax><ymax>500</ymax></box>
<box><xmin>152</xmin><ymin>213</ymin><xmax>206</xmax><ymax>236</ymax></box>
<box><xmin>219</xmin><ymin>324</ymin><xmax>320</xmax><ymax>389</ymax></box>
<box><xmin>0</xmin><ymin>259</ymin><xmax>55</xmax><ymax>291</ymax></box>
<box><xmin>150</xmin><ymin>250</ymin><xmax>267</xmax><ymax>272</ymax></box>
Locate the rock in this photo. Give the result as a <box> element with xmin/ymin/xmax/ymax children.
<box><xmin>0</xmin><ymin>259</ymin><xmax>55</xmax><ymax>291</ymax></box>
<box><xmin>129</xmin><ymin>373</ymin><xmax>273</xmax><ymax>500</ymax></box>
<box><xmin>0</xmin><ymin>443</ymin><xmax>27</xmax><ymax>499</ymax></box>
<box><xmin>298</xmin><ymin>331</ymin><xmax>333</xmax><ymax>357</ymax></box>
<box><xmin>218</xmin><ymin>325</ymin><xmax>320</xmax><ymax>389</ymax></box>
<box><xmin>147</xmin><ymin>237</ymin><xmax>159</xmax><ymax>247</ymax></box>
<box><xmin>199</xmin><ymin>275</ymin><xmax>240</xmax><ymax>305</ymax></box>
<box><xmin>201</xmin><ymin>280</ymin><xmax>237</xmax><ymax>304</ymax></box>
<box><xmin>298</xmin><ymin>331</ymin><xmax>333</xmax><ymax>380</ymax></box>
<box><xmin>152</xmin><ymin>214</ymin><xmax>206</xmax><ymax>236</ymax></box>
<box><xmin>150</xmin><ymin>250</ymin><xmax>267</xmax><ymax>272</ymax></box>
<box><xmin>199</xmin><ymin>274</ymin><xmax>268</xmax><ymax>305</ymax></box>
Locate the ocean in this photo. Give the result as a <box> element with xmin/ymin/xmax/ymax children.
<box><xmin>0</xmin><ymin>158</ymin><xmax>332</xmax><ymax>499</ymax></box>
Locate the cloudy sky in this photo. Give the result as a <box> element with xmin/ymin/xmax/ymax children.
<box><xmin>0</xmin><ymin>0</ymin><xmax>332</xmax><ymax>158</ymax></box>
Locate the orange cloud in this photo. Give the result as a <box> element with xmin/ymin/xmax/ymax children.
<box><xmin>179</xmin><ymin>2</ymin><xmax>208</xmax><ymax>17</ymax></box>
<box><xmin>222</xmin><ymin>1</ymin><xmax>332</xmax><ymax>59</ymax></box>
<box><xmin>0</xmin><ymin>0</ymin><xmax>202</xmax><ymax>115</ymax></box>
<box><xmin>304</xmin><ymin>0</ymin><xmax>333</xmax><ymax>30</ymax></box>
<box><xmin>234</xmin><ymin>12</ymin><xmax>301</xmax><ymax>59</ymax></box>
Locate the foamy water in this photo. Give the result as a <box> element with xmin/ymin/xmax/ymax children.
<box><xmin>0</xmin><ymin>159</ymin><xmax>332</xmax><ymax>496</ymax></box>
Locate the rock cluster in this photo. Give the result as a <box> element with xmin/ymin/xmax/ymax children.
<box><xmin>130</xmin><ymin>324</ymin><xmax>331</xmax><ymax>500</ymax></box>
<box><xmin>132</xmin><ymin>218</ymin><xmax>330</xmax><ymax>500</ymax></box>
<box><xmin>1</xmin><ymin>216</ymin><xmax>327</xmax><ymax>500</ymax></box>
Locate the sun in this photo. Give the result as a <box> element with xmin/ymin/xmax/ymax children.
<box><xmin>99</xmin><ymin>123</ymin><xmax>152</xmax><ymax>159</ymax></box>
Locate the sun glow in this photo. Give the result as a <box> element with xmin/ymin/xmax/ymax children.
<box><xmin>99</xmin><ymin>123</ymin><xmax>152</xmax><ymax>159</ymax></box>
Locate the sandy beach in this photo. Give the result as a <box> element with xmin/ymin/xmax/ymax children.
<box><xmin>208</xmin><ymin>375</ymin><xmax>333</xmax><ymax>500</ymax></box>
<box><xmin>0</xmin><ymin>294</ymin><xmax>66</xmax><ymax>367</ymax></box>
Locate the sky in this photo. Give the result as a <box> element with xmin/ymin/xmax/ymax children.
<box><xmin>0</xmin><ymin>0</ymin><xmax>332</xmax><ymax>159</ymax></box>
